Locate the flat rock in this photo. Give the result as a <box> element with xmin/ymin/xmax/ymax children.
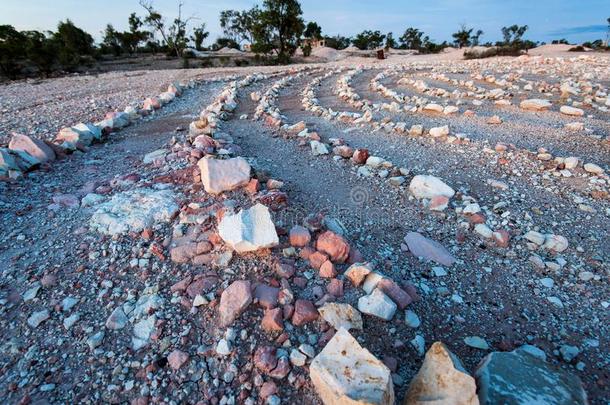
<box><xmin>218</xmin><ymin>203</ymin><xmax>279</xmax><ymax>253</ymax></box>
<box><xmin>9</xmin><ymin>133</ymin><xmax>56</xmax><ymax>163</ymax></box>
<box><xmin>90</xmin><ymin>189</ymin><xmax>179</xmax><ymax>236</ymax></box>
<box><xmin>358</xmin><ymin>288</ymin><xmax>397</xmax><ymax>321</ymax></box>
<box><xmin>197</xmin><ymin>157</ymin><xmax>251</xmax><ymax>194</ymax></box>
<box><xmin>318</xmin><ymin>302</ymin><xmax>363</xmax><ymax>330</ymax></box>
<box><xmin>520</xmin><ymin>99</ymin><xmax>552</xmax><ymax>111</ymax></box>
<box><xmin>475</xmin><ymin>347</ymin><xmax>587</xmax><ymax>404</ymax></box>
<box><xmin>404</xmin><ymin>232</ymin><xmax>456</xmax><ymax>266</ymax></box>
<box><xmin>310</xmin><ymin>328</ymin><xmax>394</xmax><ymax>405</ymax></box>
<box><xmin>404</xmin><ymin>342</ymin><xmax>478</xmax><ymax>405</ymax></box>
<box><xmin>219</xmin><ymin>280</ymin><xmax>252</xmax><ymax>327</ymax></box>
<box><xmin>409</xmin><ymin>175</ymin><xmax>455</xmax><ymax>199</ymax></box>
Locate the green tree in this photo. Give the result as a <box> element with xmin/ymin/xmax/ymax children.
<box><xmin>212</xmin><ymin>37</ymin><xmax>240</xmax><ymax>50</ymax></box>
<box><xmin>24</xmin><ymin>30</ymin><xmax>58</xmax><ymax>76</ymax></box>
<box><xmin>220</xmin><ymin>8</ymin><xmax>260</xmax><ymax>45</ymax></box>
<box><xmin>399</xmin><ymin>28</ymin><xmax>424</xmax><ymax>50</ymax></box>
<box><xmin>452</xmin><ymin>24</ymin><xmax>473</xmax><ymax>48</ymax></box>
<box><xmin>0</xmin><ymin>25</ymin><xmax>26</xmax><ymax>78</ymax></box>
<box><xmin>352</xmin><ymin>30</ymin><xmax>385</xmax><ymax>50</ymax></box>
<box><xmin>385</xmin><ymin>32</ymin><xmax>396</xmax><ymax>49</ymax></box>
<box><xmin>101</xmin><ymin>24</ymin><xmax>122</xmax><ymax>56</ymax></box>
<box><xmin>252</xmin><ymin>0</ymin><xmax>305</xmax><ymax>63</ymax></box>
<box><xmin>324</xmin><ymin>35</ymin><xmax>350</xmax><ymax>50</ymax></box>
<box><xmin>472</xmin><ymin>29</ymin><xmax>483</xmax><ymax>46</ymax></box>
<box><xmin>139</xmin><ymin>0</ymin><xmax>195</xmax><ymax>57</ymax></box>
<box><xmin>53</xmin><ymin>19</ymin><xmax>95</xmax><ymax>70</ymax></box>
<box><xmin>304</xmin><ymin>21</ymin><xmax>322</xmax><ymax>39</ymax></box>
<box><xmin>501</xmin><ymin>24</ymin><xmax>528</xmax><ymax>48</ymax></box>
<box><xmin>191</xmin><ymin>23</ymin><xmax>209</xmax><ymax>50</ymax></box>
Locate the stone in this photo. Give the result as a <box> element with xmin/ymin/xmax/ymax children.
<box><xmin>543</xmin><ymin>234</ymin><xmax>568</xmax><ymax>253</ymax></box>
<box><xmin>219</xmin><ymin>280</ymin><xmax>252</xmax><ymax>327</ymax></box>
<box><xmin>90</xmin><ymin>189</ymin><xmax>179</xmax><ymax>236</ymax></box>
<box><xmin>464</xmin><ymin>336</ymin><xmax>489</xmax><ymax>350</ymax></box>
<box><xmin>409</xmin><ymin>124</ymin><xmax>424</xmax><ymax>136</ymax></box>
<box><xmin>218</xmin><ymin>203</ymin><xmax>279</xmax><ymax>253</ymax></box>
<box><xmin>474</xmin><ymin>224</ymin><xmax>493</xmax><ymax>239</ymax></box>
<box><xmin>289</xmin><ymin>225</ymin><xmax>311</xmax><ymax>247</ymax></box>
<box><xmin>358</xmin><ymin>288</ymin><xmax>397</xmax><ymax>321</ymax></box>
<box><xmin>292</xmin><ymin>299</ymin><xmax>318</xmax><ymax>326</ymax></box>
<box><xmin>377</xmin><ymin>278</ymin><xmax>412</xmax><ymax>309</ymax></box>
<box><xmin>310</xmin><ymin>328</ymin><xmax>394</xmax><ymax>405</ymax></box>
<box><xmin>564</xmin><ymin>157</ymin><xmax>579</xmax><ymax>169</ymax></box>
<box><xmin>405</xmin><ymin>310</ymin><xmax>421</xmax><ymax>328</ymax></box>
<box><xmin>423</xmin><ymin>103</ymin><xmax>444</xmax><ymax>113</ymax></box>
<box><xmin>105</xmin><ymin>307</ymin><xmax>128</xmax><ymax>330</ymax></box>
<box><xmin>409</xmin><ymin>175</ymin><xmax>455</xmax><ymax>199</ymax></box>
<box><xmin>352</xmin><ymin>148</ymin><xmax>370</xmax><ymax>165</ymax></box>
<box><xmin>319</xmin><ymin>260</ymin><xmax>337</xmax><ymax>278</ymax></box>
<box><xmin>344</xmin><ymin>263</ymin><xmax>373</xmax><ymax>287</ymax></box>
<box><xmin>404</xmin><ymin>342</ymin><xmax>478</xmax><ymax>405</ymax></box>
<box><xmin>318</xmin><ymin>302</ymin><xmax>363</xmax><ymax>331</ymax></box>
<box><xmin>524</xmin><ymin>230</ymin><xmax>545</xmax><ymax>245</ymax></box>
<box><xmin>27</xmin><ymin>309</ymin><xmax>50</xmax><ymax>328</ymax></box>
<box><xmin>254</xmin><ymin>346</ymin><xmax>278</xmax><ymax>373</ymax></box>
<box><xmin>475</xmin><ymin>347</ymin><xmax>587</xmax><ymax>404</ymax></box>
<box><xmin>311</xmin><ymin>140</ymin><xmax>330</xmax><ymax>155</ymax></box>
<box><xmin>404</xmin><ymin>232</ymin><xmax>456</xmax><ymax>266</ymax></box>
<box><xmin>559</xmin><ymin>106</ymin><xmax>584</xmax><ymax>116</ymax></box>
<box><xmin>9</xmin><ymin>134</ymin><xmax>55</xmax><ymax>163</ymax></box>
<box><xmin>168</xmin><ymin>350</ymin><xmax>189</xmax><ymax>370</ymax></box>
<box><xmin>132</xmin><ymin>315</ymin><xmax>156</xmax><ymax>350</ymax></box>
<box><xmin>429</xmin><ymin>195</ymin><xmax>449</xmax><ymax>211</ymax></box>
<box><xmin>262</xmin><ymin>308</ymin><xmax>284</xmax><ymax>332</ymax></box>
<box><xmin>254</xmin><ymin>284</ymin><xmax>279</xmax><ymax>309</ymax></box>
<box><xmin>143</xmin><ymin>149</ymin><xmax>167</xmax><ymax>164</ymax></box>
<box><xmin>520</xmin><ymin>99</ymin><xmax>552</xmax><ymax>111</ymax></box>
<box><xmin>429</xmin><ymin>125</ymin><xmax>450</xmax><ymax>137</ymax></box>
<box><xmin>584</xmin><ymin>163</ymin><xmax>604</xmax><ymax>174</ymax></box>
<box><xmin>197</xmin><ymin>157</ymin><xmax>251</xmax><ymax>194</ymax></box>
<box><xmin>316</xmin><ymin>231</ymin><xmax>350</xmax><ymax>263</ymax></box>
<box><xmin>0</xmin><ymin>148</ymin><xmax>19</xmax><ymax>175</ymax></box>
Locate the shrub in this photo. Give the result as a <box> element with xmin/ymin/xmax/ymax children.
<box><xmin>568</xmin><ymin>46</ymin><xmax>585</xmax><ymax>52</ymax></box>
<box><xmin>301</xmin><ymin>43</ymin><xmax>312</xmax><ymax>57</ymax></box>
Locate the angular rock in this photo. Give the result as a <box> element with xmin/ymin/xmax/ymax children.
<box><xmin>404</xmin><ymin>232</ymin><xmax>456</xmax><ymax>266</ymax></box>
<box><xmin>9</xmin><ymin>134</ymin><xmax>56</xmax><ymax>163</ymax></box>
<box><xmin>292</xmin><ymin>299</ymin><xmax>318</xmax><ymax>326</ymax></box>
<box><xmin>310</xmin><ymin>328</ymin><xmax>394</xmax><ymax>405</ymax></box>
<box><xmin>318</xmin><ymin>302</ymin><xmax>363</xmax><ymax>331</ymax></box>
<box><xmin>520</xmin><ymin>99</ymin><xmax>552</xmax><ymax>111</ymax></box>
<box><xmin>316</xmin><ymin>231</ymin><xmax>350</xmax><ymax>263</ymax></box>
<box><xmin>218</xmin><ymin>203</ymin><xmax>279</xmax><ymax>253</ymax></box>
<box><xmin>409</xmin><ymin>175</ymin><xmax>455</xmax><ymax>199</ymax></box>
<box><xmin>219</xmin><ymin>280</ymin><xmax>252</xmax><ymax>327</ymax></box>
<box><xmin>358</xmin><ymin>288</ymin><xmax>397</xmax><ymax>321</ymax></box>
<box><xmin>289</xmin><ymin>225</ymin><xmax>311</xmax><ymax>247</ymax></box>
<box><xmin>168</xmin><ymin>350</ymin><xmax>189</xmax><ymax>370</ymax></box>
<box><xmin>475</xmin><ymin>347</ymin><xmax>587</xmax><ymax>404</ymax></box>
<box><xmin>344</xmin><ymin>262</ymin><xmax>373</xmax><ymax>287</ymax></box>
<box><xmin>197</xmin><ymin>157</ymin><xmax>251</xmax><ymax>194</ymax></box>
<box><xmin>404</xmin><ymin>342</ymin><xmax>478</xmax><ymax>405</ymax></box>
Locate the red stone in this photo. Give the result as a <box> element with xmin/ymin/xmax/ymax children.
<box><xmin>316</xmin><ymin>231</ymin><xmax>350</xmax><ymax>263</ymax></box>
<box><xmin>351</xmin><ymin>148</ymin><xmax>369</xmax><ymax>165</ymax></box>
<box><xmin>292</xmin><ymin>299</ymin><xmax>318</xmax><ymax>326</ymax></box>
<box><xmin>289</xmin><ymin>225</ymin><xmax>311</xmax><ymax>247</ymax></box>
<box><xmin>326</xmin><ymin>279</ymin><xmax>344</xmax><ymax>297</ymax></box>
<box><xmin>319</xmin><ymin>260</ymin><xmax>337</xmax><ymax>278</ymax></box>
<box><xmin>378</xmin><ymin>278</ymin><xmax>412</xmax><ymax>309</ymax></box>
<box><xmin>261</xmin><ymin>308</ymin><xmax>284</xmax><ymax>332</ymax></box>
<box><xmin>254</xmin><ymin>346</ymin><xmax>277</xmax><ymax>373</ymax></box>
<box><xmin>308</xmin><ymin>251</ymin><xmax>328</xmax><ymax>270</ymax></box>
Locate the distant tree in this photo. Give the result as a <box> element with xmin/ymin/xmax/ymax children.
<box><xmin>472</xmin><ymin>29</ymin><xmax>483</xmax><ymax>46</ymax></box>
<box><xmin>399</xmin><ymin>28</ymin><xmax>424</xmax><ymax>50</ymax></box>
<box><xmin>324</xmin><ymin>35</ymin><xmax>350</xmax><ymax>50</ymax></box>
<box><xmin>122</xmin><ymin>13</ymin><xmax>149</xmax><ymax>54</ymax></box>
<box><xmin>500</xmin><ymin>24</ymin><xmax>528</xmax><ymax>48</ymax></box>
<box><xmin>53</xmin><ymin>19</ymin><xmax>95</xmax><ymax>70</ymax></box>
<box><xmin>452</xmin><ymin>24</ymin><xmax>473</xmax><ymax>48</ymax></box>
<box><xmin>0</xmin><ymin>25</ymin><xmax>26</xmax><ymax>78</ymax></box>
<box><xmin>606</xmin><ymin>17</ymin><xmax>610</xmax><ymax>46</ymax></box>
<box><xmin>139</xmin><ymin>0</ymin><xmax>196</xmax><ymax>57</ymax></box>
<box><xmin>352</xmin><ymin>30</ymin><xmax>385</xmax><ymax>50</ymax></box>
<box><xmin>301</xmin><ymin>42</ymin><xmax>312</xmax><ymax>56</ymax></box>
<box><xmin>191</xmin><ymin>23</ymin><xmax>209</xmax><ymax>50</ymax></box>
<box><xmin>24</xmin><ymin>30</ymin><xmax>58</xmax><ymax>76</ymax></box>
<box><xmin>251</xmin><ymin>0</ymin><xmax>305</xmax><ymax>63</ymax></box>
<box><xmin>384</xmin><ymin>32</ymin><xmax>397</xmax><ymax>49</ymax></box>
<box><xmin>101</xmin><ymin>24</ymin><xmax>122</xmax><ymax>56</ymax></box>
<box><xmin>212</xmin><ymin>37</ymin><xmax>240</xmax><ymax>50</ymax></box>
<box><xmin>220</xmin><ymin>8</ymin><xmax>260</xmax><ymax>45</ymax></box>
<box><xmin>303</xmin><ymin>21</ymin><xmax>322</xmax><ymax>39</ymax></box>
<box><xmin>552</xmin><ymin>38</ymin><xmax>569</xmax><ymax>45</ymax></box>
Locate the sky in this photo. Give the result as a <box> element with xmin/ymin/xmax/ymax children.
<box><xmin>2</xmin><ymin>0</ymin><xmax>609</xmax><ymax>45</ymax></box>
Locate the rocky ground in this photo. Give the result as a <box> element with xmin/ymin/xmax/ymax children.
<box><xmin>0</xmin><ymin>52</ymin><xmax>608</xmax><ymax>405</ymax></box>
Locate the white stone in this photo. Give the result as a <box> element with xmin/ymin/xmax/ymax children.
<box><xmin>318</xmin><ymin>302</ymin><xmax>363</xmax><ymax>331</ymax></box>
<box><xmin>409</xmin><ymin>175</ymin><xmax>455</xmax><ymax>199</ymax></box>
<box><xmin>429</xmin><ymin>125</ymin><xmax>450</xmax><ymax>137</ymax></box>
<box><xmin>198</xmin><ymin>157</ymin><xmax>251</xmax><ymax>194</ymax></box>
<box><xmin>520</xmin><ymin>99</ymin><xmax>552</xmax><ymax>111</ymax></box>
<box><xmin>310</xmin><ymin>140</ymin><xmax>329</xmax><ymax>156</ymax></box>
<box><xmin>310</xmin><ymin>328</ymin><xmax>394</xmax><ymax>405</ymax></box>
<box><xmin>357</xmin><ymin>288</ymin><xmax>397</xmax><ymax>321</ymax></box>
<box><xmin>584</xmin><ymin>163</ymin><xmax>604</xmax><ymax>174</ymax></box>
<box><xmin>218</xmin><ymin>203</ymin><xmax>279</xmax><ymax>253</ymax></box>
<box><xmin>560</xmin><ymin>106</ymin><xmax>584</xmax><ymax>116</ymax></box>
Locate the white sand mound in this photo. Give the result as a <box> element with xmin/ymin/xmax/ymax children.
<box><xmin>311</xmin><ymin>46</ymin><xmax>345</xmax><ymax>61</ymax></box>
<box><xmin>217</xmin><ymin>47</ymin><xmax>244</xmax><ymax>54</ymax></box>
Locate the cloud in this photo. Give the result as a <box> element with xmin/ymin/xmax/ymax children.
<box><xmin>548</xmin><ymin>24</ymin><xmax>607</xmax><ymax>36</ymax></box>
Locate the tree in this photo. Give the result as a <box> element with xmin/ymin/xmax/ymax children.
<box><xmin>452</xmin><ymin>24</ymin><xmax>473</xmax><ymax>48</ymax></box>
<box><xmin>0</xmin><ymin>25</ymin><xmax>26</xmax><ymax>78</ymax></box>
<box><xmin>399</xmin><ymin>28</ymin><xmax>424</xmax><ymax>50</ymax></box>
<box><xmin>606</xmin><ymin>17</ymin><xmax>610</xmax><ymax>46</ymax></box>
<box><xmin>324</xmin><ymin>35</ymin><xmax>350</xmax><ymax>50</ymax></box>
<box><xmin>501</xmin><ymin>24</ymin><xmax>528</xmax><ymax>48</ymax></box>
<box><xmin>385</xmin><ymin>32</ymin><xmax>396</xmax><ymax>49</ymax></box>
<box><xmin>252</xmin><ymin>0</ymin><xmax>305</xmax><ymax>63</ymax></box>
<box><xmin>352</xmin><ymin>30</ymin><xmax>385</xmax><ymax>50</ymax></box>
<box><xmin>191</xmin><ymin>23</ymin><xmax>209</xmax><ymax>50</ymax></box>
<box><xmin>472</xmin><ymin>29</ymin><xmax>483</xmax><ymax>46</ymax></box>
<box><xmin>220</xmin><ymin>8</ymin><xmax>260</xmax><ymax>45</ymax></box>
<box><xmin>101</xmin><ymin>24</ymin><xmax>122</xmax><ymax>56</ymax></box>
<box><xmin>304</xmin><ymin>21</ymin><xmax>322</xmax><ymax>39</ymax></box>
<box><xmin>53</xmin><ymin>19</ymin><xmax>95</xmax><ymax>70</ymax></box>
<box><xmin>212</xmin><ymin>37</ymin><xmax>240</xmax><ymax>51</ymax></box>
<box><xmin>139</xmin><ymin>0</ymin><xmax>196</xmax><ymax>57</ymax></box>
<box><xmin>24</xmin><ymin>30</ymin><xmax>57</xmax><ymax>77</ymax></box>
<box><xmin>122</xmin><ymin>13</ymin><xmax>149</xmax><ymax>54</ymax></box>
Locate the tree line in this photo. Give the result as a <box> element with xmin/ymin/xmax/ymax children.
<box><xmin>1</xmin><ymin>0</ymin><xmax>609</xmax><ymax>79</ymax></box>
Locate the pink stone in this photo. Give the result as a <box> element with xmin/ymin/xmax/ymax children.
<box><xmin>9</xmin><ymin>133</ymin><xmax>55</xmax><ymax>163</ymax></box>
<box><xmin>316</xmin><ymin>231</ymin><xmax>350</xmax><ymax>263</ymax></box>
<box><xmin>219</xmin><ymin>280</ymin><xmax>252</xmax><ymax>326</ymax></box>
<box><xmin>262</xmin><ymin>308</ymin><xmax>284</xmax><ymax>332</ymax></box>
<box><xmin>289</xmin><ymin>225</ymin><xmax>311</xmax><ymax>247</ymax></box>
<box><xmin>378</xmin><ymin>278</ymin><xmax>412</xmax><ymax>309</ymax></box>
<box><xmin>292</xmin><ymin>300</ymin><xmax>318</xmax><ymax>326</ymax></box>
<box><xmin>167</xmin><ymin>349</ymin><xmax>189</xmax><ymax>370</ymax></box>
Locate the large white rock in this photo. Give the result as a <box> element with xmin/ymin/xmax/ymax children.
<box><xmin>409</xmin><ymin>175</ymin><xmax>455</xmax><ymax>199</ymax></box>
<box><xmin>318</xmin><ymin>303</ymin><xmax>363</xmax><ymax>331</ymax></box>
<box><xmin>357</xmin><ymin>288</ymin><xmax>397</xmax><ymax>321</ymax></box>
<box><xmin>404</xmin><ymin>342</ymin><xmax>479</xmax><ymax>405</ymax></box>
<box><xmin>90</xmin><ymin>188</ymin><xmax>179</xmax><ymax>235</ymax></box>
<box><xmin>559</xmin><ymin>106</ymin><xmax>584</xmax><ymax>116</ymax></box>
<box><xmin>9</xmin><ymin>134</ymin><xmax>56</xmax><ymax>163</ymax></box>
<box><xmin>520</xmin><ymin>99</ymin><xmax>552</xmax><ymax>111</ymax></box>
<box><xmin>218</xmin><ymin>203</ymin><xmax>279</xmax><ymax>253</ymax></box>
<box><xmin>198</xmin><ymin>157</ymin><xmax>251</xmax><ymax>194</ymax></box>
<box><xmin>475</xmin><ymin>347</ymin><xmax>587</xmax><ymax>404</ymax></box>
<box><xmin>310</xmin><ymin>328</ymin><xmax>394</xmax><ymax>405</ymax></box>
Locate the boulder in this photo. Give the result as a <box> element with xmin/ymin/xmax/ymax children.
<box><xmin>318</xmin><ymin>302</ymin><xmax>363</xmax><ymax>331</ymax></box>
<box><xmin>404</xmin><ymin>342</ymin><xmax>478</xmax><ymax>405</ymax></box>
<box><xmin>520</xmin><ymin>99</ymin><xmax>552</xmax><ymax>111</ymax></box>
<box><xmin>404</xmin><ymin>232</ymin><xmax>456</xmax><ymax>266</ymax></box>
<box><xmin>310</xmin><ymin>328</ymin><xmax>394</xmax><ymax>405</ymax></box>
<box><xmin>559</xmin><ymin>106</ymin><xmax>584</xmax><ymax>116</ymax></box>
<box><xmin>9</xmin><ymin>134</ymin><xmax>56</xmax><ymax>163</ymax></box>
<box><xmin>409</xmin><ymin>175</ymin><xmax>455</xmax><ymax>199</ymax></box>
<box><xmin>219</xmin><ymin>280</ymin><xmax>252</xmax><ymax>326</ymax></box>
<box><xmin>198</xmin><ymin>157</ymin><xmax>251</xmax><ymax>194</ymax></box>
<box><xmin>475</xmin><ymin>347</ymin><xmax>587</xmax><ymax>405</ymax></box>
<box><xmin>90</xmin><ymin>189</ymin><xmax>179</xmax><ymax>236</ymax></box>
<box><xmin>218</xmin><ymin>203</ymin><xmax>279</xmax><ymax>253</ymax></box>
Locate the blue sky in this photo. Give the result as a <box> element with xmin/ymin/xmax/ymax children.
<box><xmin>3</xmin><ymin>0</ymin><xmax>609</xmax><ymax>44</ymax></box>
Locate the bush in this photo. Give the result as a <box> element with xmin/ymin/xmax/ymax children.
<box><xmin>568</xmin><ymin>46</ymin><xmax>585</xmax><ymax>52</ymax></box>
<box><xmin>464</xmin><ymin>46</ymin><xmax>524</xmax><ymax>59</ymax></box>
<box><xmin>301</xmin><ymin>43</ymin><xmax>312</xmax><ymax>57</ymax></box>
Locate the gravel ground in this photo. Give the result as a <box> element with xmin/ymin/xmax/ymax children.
<box><xmin>0</xmin><ymin>53</ymin><xmax>609</xmax><ymax>404</ymax></box>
